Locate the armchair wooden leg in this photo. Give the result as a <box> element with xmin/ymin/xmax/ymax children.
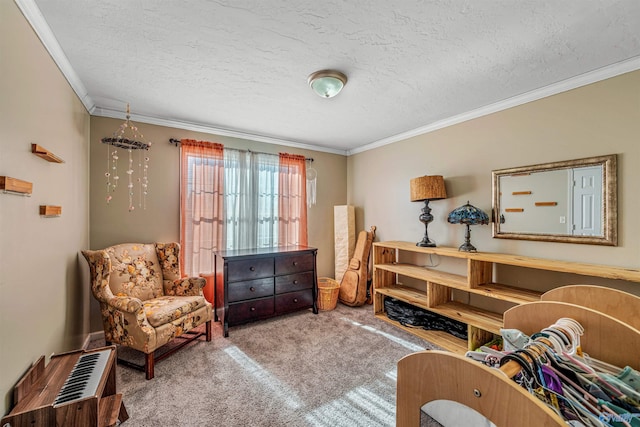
<box><xmin>145</xmin><ymin>352</ymin><xmax>155</xmax><ymax>380</ymax></box>
<box><xmin>206</xmin><ymin>320</ymin><xmax>212</xmax><ymax>342</ymax></box>
<box><xmin>116</xmin><ymin>323</ymin><xmax>210</xmax><ymax>380</ymax></box>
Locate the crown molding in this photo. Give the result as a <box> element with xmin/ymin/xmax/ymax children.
<box><xmin>15</xmin><ymin>0</ymin><xmax>95</xmax><ymax>113</ymax></box>
<box><xmin>15</xmin><ymin>0</ymin><xmax>344</xmax><ymax>155</ymax></box>
<box><xmin>348</xmin><ymin>56</ymin><xmax>640</xmax><ymax>155</ymax></box>
<box><xmin>16</xmin><ymin>0</ymin><xmax>345</xmax><ymax>155</ymax></box>
<box><xmin>17</xmin><ymin>0</ymin><xmax>639</xmax><ymax>157</ymax></box>
<box><xmin>92</xmin><ymin>107</ymin><xmax>348</xmax><ymax>156</ymax></box>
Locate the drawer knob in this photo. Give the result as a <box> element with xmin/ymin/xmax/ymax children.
<box><xmin>250</xmin><ymin>266</ymin><xmax>255</xmax><ymax>271</ymax></box>
<box><xmin>293</xmin><ymin>261</ymin><xmax>298</xmax><ymax>266</ymax></box>
<box><xmin>293</xmin><ymin>280</ymin><xmax>298</xmax><ymax>285</ymax></box>
<box><xmin>293</xmin><ymin>298</ymin><xmax>298</xmax><ymax>303</ymax></box>
<box><xmin>250</xmin><ymin>307</ymin><xmax>256</xmax><ymax>312</ymax></box>
<box><xmin>250</xmin><ymin>287</ymin><xmax>256</xmax><ymax>292</ymax></box>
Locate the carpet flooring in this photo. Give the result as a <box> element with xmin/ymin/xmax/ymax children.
<box><xmin>91</xmin><ymin>303</ymin><xmax>444</xmax><ymax>426</ymax></box>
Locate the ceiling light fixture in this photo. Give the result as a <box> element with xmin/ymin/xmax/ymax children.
<box><xmin>308</xmin><ymin>69</ymin><xmax>347</xmax><ymax>98</ymax></box>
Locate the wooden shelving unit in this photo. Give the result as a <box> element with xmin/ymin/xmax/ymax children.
<box><xmin>375</xmin><ymin>313</ymin><xmax>469</xmax><ymax>354</ymax></box>
<box><xmin>372</xmin><ymin>241</ymin><xmax>640</xmax><ymax>353</ymax></box>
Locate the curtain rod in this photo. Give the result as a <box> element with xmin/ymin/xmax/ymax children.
<box><xmin>169</xmin><ymin>138</ymin><xmax>313</xmax><ymax>162</ymax></box>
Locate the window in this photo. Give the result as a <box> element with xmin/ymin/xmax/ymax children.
<box><xmin>223</xmin><ymin>150</ymin><xmax>280</xmax><ymax>249</ymax></box>
<box><xmin>180</xmin><ymin>139</ymin><xmax>308</xmax><ymax>275</ymax></box>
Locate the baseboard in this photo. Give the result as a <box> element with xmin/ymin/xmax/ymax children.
<box><xmin>82</xmin><ymin>331</ymin><xmax>105</xmax><ymax>349</ymax></box>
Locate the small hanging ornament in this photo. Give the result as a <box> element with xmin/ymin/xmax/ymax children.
<box><xmin>306</xmin><ymin>167</ymin><xmax>317</xmax><ymax>208</ymax></box>
<box><xmin>101</xmin><ymin>103</ymin><xmax>151</xmax><ymax>212</ymax></box>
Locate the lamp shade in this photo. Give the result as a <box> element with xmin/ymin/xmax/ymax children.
<box><xmin>447</xmin><ymin>201</ymin><xmax>489</xmax><ymax>225</ymax></box>
<box><xmin>410</xmin><ymin>175</ymin><xmax>447</xmax><ymax>202</ymax></box>
<box><xmin>308</xmin><ymin>70</ymin><xmax>347</xmax><ymax>98</ymax></box>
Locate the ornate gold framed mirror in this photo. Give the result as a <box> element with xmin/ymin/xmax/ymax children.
<box><xmin>492</xmin><ymin>154</ymin><xmax>617</xmax><ymax>245</ymax></box>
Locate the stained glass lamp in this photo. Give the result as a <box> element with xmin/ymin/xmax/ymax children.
<box><xmin>447</xmin><ymin>201</ymin><xmax>489</xmax><ymax>252</ymax></box>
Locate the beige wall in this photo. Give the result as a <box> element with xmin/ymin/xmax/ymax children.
<box><xmin>89</xmin><ymin>117</ymin><xmax>348</xmax><ymax>329</ymax></box>
<box><xmin>4</xmin><ymin>0</ymin><xmax>640</xmax><ymax>417</ymax></box>
<box><xmin>348</xmin><ymin>70</ymin><xmax>640</xmax><ymax>295</ymax></box>
<box><xmin>0</xmin><ymin>1</ymin><xmax>91</xmax><ymax>415</ymax></box>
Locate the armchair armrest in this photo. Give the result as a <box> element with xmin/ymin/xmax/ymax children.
<box><xmin>165</xmin><ymin>277</ymin><xmax>206</xmax><ymax>296</ymax></box>
<box><xmin>108</xmin><ymin>295</ymin><xmax>143</xmax><ymax>313</ymax></box>
<box><xmin>101</xmin><ymin>295</ymin><xmax>155</xmax><ymax>351</ymax></box>
<box><xmin>82</xmin><ymin>249</ymin><xmax>117</xmax><ymax>303</ymax></box>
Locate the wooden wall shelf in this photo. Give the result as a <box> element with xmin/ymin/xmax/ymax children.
<box><xmin>40</xmin><ymin>205</ymin><xmax>62</xmax><ymax>216</ymax></box>
<box><xmin>31</xmin><ymin>144</ymin><xmax>64</xmax><ymax>163</ymax></box>
<box><xmin>0</xmin><ymin>176</ymin><xmax>32</xmax><ymax>195</ymax></box>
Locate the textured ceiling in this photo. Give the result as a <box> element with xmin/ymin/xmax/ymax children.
<box><xmin>23</xmin><ymin>1</ymin><xmax>640</xmax><ymax>154</ymax></box>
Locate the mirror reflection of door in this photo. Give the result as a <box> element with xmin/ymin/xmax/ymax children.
<box><xmin>571</xmin><ymin>166</ymin><xmax>602</xmax><ymax>236</ymax></box>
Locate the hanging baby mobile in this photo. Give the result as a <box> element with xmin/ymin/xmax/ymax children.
<box><xmin>306</xmin><ymin>165</ymin><xmax>317</xmax><ymax>208</ymax></box>
<box><xmin>101</xmin><ymin>104</ymin><xmax>151</xmax><ymax>212</ymax></box>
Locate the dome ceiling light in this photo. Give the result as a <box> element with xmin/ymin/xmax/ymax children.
<box><xmin>308</xmin><ymin>70</ymin><xmax>347</xmax><ymax>98</ymax></box>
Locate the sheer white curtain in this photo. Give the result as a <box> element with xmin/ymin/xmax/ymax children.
<box><xmin>224</xmin><ymin>150</ymin><xmax>279</xmax><ymax>250</ymax></box>
<box><xmin>279</xmin><ymin>153</ymin><xmax>308</xmax><ymax>246</ymax></box>
<box><xmin>179</xmin><ymin>139</ymin><xmax>224</xmax><ymax>276</ymax></box>
<box><xmin>255</xmin><ymin>153</ymin><xmax>279</xmax><ymax>247</ymax></box>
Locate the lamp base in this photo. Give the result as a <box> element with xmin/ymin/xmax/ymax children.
<box><xmin>457</xmin><ymin>224</ymin><xmax>477</xmax><ymax>252</ymax></box>
<box><xmin>416</xmin><ymin>238</ymin><xmax>437</xmax><ymax>248</ymax></box>
<box><xmin>457</xmin><ymin>242</ymin><xmax>477</xmax><ymax>252</ymax></box>
<box><xmin>416</xmin><ymin>200</ymin><xmax>437</xmax><ymax>248</ymax></box>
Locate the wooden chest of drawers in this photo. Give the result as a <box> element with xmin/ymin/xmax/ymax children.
<box><xmin>214</xmin><ymin>246</ymin><xmax>318</xmax><ymax>336</ymax></box>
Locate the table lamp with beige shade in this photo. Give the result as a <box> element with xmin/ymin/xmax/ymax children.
<box><xmin>410</xmin><ymin>175</ymin><xmax>447</xmax><ymax>247</ymax></box>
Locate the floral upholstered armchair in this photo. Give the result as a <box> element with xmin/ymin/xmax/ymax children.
<box><xmin>82</xmin><ymin>242</ymin><xmax>212</xmax><ymax>379</ymax></box>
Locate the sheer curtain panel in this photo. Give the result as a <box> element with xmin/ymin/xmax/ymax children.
<box><xmin>278</xmin><ymin>153</ymin><xmax>308</xmax><ymax>246</ymax></box>
<box><xmin>224</xmin><ymin>150</ymin><xmax>279</xmax><ymax>250</ymax></box>
<box><xmin>180</xmin><ymin>139</ymin><xmax>225</xmax><ymax>276</ymax></box>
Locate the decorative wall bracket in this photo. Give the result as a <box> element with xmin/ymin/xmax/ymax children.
<box><xmin>0</xmin><ymin>176</ymin><xmax>33</xmax><ymax>196</ymax></box>
<box><xmin>40</xmin><ymin>205</ymin><xmax>62</xmax><ymax>216</ymax></box>
<box><xmin>31</xmin><ymin>144</ymin><xmax>64</xmax><ymax>163</ymax></box>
